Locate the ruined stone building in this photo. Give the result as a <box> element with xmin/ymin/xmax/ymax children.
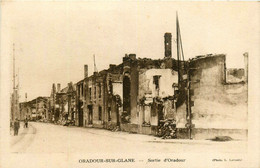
<box><xmin>37</xmin><ymin>32</ymin><xmax>248</xmax><ymax>140</ymax></box>
<box><xmin>120</xmin><ymin>54</ymin><xmax>179</xmax><ymax>135</ymax></box>
<box><xmin>175</xmin><ymin>54</ymin><xmax>248</xmax><ymax>139</ymax></box>
<box><xmin>83</xmin><ymin>70</ymin><xmax>108</xmax><ymax>128</ymax></box>
<box><xmin>48</xmin><ymin>83</ymin><xmax>76</xmax><ymax>124</ymax></box>
<box><xmin>75</xmin><ymin>64</ymin><xmax>124</xmax><ymax>130</ymax></box>
<box><xmin>55</xmin><ymin>82</ymin><xmax>76</xmax><ymax>124</ymax></box>
<box><xmin>73</xmin><ymin>33</ymin><xmax>183</xmax><ymax>136</ymax></box>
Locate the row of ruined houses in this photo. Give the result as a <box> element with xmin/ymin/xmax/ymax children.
<box><xmin>19</xmin><ymin>33</ymin><xmax>248</xmax><ymax>140</ymax></box>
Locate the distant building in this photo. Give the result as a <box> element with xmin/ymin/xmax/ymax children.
<box><xmin>19</xmin><ymin>96</ymin><xmax>49</xmax><ymax>121</ymax></box>
<box><xmin>48</xmin><ymin>83</ymin><xmax>76</xmax><ymax>124</ymax></box>
<box><xmin>19</xmin><ymin>102</ymin><xmax>30</xmax><ymax>120</ymax></box>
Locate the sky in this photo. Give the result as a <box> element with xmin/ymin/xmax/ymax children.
<box><xmin>1</xmin><ymin>1</ymin><xmax>259</xmax><ymax>101</ymax></box>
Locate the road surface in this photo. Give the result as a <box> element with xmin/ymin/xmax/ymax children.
<box><xmin>10</xmin><ymin>122</ymin><xmax>247</xmax><ymax>153</ymax></box>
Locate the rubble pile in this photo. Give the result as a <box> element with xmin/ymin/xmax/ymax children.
<box><xmin>107</xmin><ymin>123</ymin><xmax>120</xmax><ymax>132</ymax></box>
<box><xmin>158</xmin><ymin>119</ymin><xmax>177</xmax><ymax>139</ymax></box>
<box><xmin>211</xmin><ymin>136</ymin><xmax>233</xmax><ymax>142</ymax></box>
<box><xmin>111</xmin><ymin>126</ymin><xmax>120</xmax><ymax>132</ymax></box>
<box><xmin>63</xmin><ymin>120</ymin><xmax>75</xmax><ymax>126</ymax></box>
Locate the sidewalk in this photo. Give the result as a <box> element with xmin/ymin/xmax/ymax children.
<box><xmin>10</xmin><ymin>123</ymin><xmax>27</xmax><ymax>136</ymax></box>
<box><xmin>10</xmin><ymin>123</ymin><xmax>29</xmax><ymax>146</ymax></box>
<box><xmin>71</xmin><ymin>124</ymin><xmax>246</xmax><ymax>145</ymax></box>
<box><xmin>37</xmin><ymin>122</ymin><xmax>247</xmax><ymax>145</ymax></box>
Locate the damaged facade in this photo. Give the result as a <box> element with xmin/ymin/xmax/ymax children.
<box><xmin>175</xmin><ymin>53</ymin><xmax>248</xmax><ymax>139</ymax></box>
<box><xmin>86</xmin><ymin>64</ymin><xmax>124</xmax><ymax>130</ymax></box>
<box><xmin>49</xmin><ymin>83</ymin><xmax>76</xmax><ymax>124</ymax></box>
<box><xmin>120</xmin><ymin>54</ymin><xmax>180</xmax><ymax>135</ymax></box>
<box><xmin>56</xmin><ymin>82</ymin><xmax>76</xmax><ymax>125</ymax></box>
<box><xmin>75</xmin><ymin>64</ymin><xmax>124</xmax><ymax>130</ymax></box>
<box><xmin>73</xmin><ymin>52</ymin><xmax>181</xmax><ymax>136</ymax></box>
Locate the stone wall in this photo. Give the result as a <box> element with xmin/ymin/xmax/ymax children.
<box><xmin>176</xmin><ymin>55</ymin><xmax>248</xmax><ymax>140</ymax></box>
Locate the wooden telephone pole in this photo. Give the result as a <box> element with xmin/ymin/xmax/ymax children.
<box><xmin>176</xmin><ymin>13</ymin><xmax>194</xmax><ymax>139</ymax></box>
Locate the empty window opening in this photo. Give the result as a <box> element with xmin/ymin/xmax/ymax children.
<box><xmin>98</xmin><ymin>106</ymin><xmax>102</xmax><ymax>120</ymax></box>
<box><xmin>81</xmin><ymin>84</ymin><xmax>83</xmax><ymax>97</ymax></box>
<box><xmin>108</xmin><ymin>107</ymin><xmax>111</xmax><ymax>121</ymax></box>
<box><xmin>88</xmin><ymin>105</ymin><xmax>93</xmax><ymax>124</ymax></box>
<box><xmin>153</xmin><ymin>75</ymin><xmax>161</xmax><ymax>96</ymax></box>
<box><xmin>89</xmin><ymin>87</ymin><xmax>92</xmax><ymax>100</ymax></box>
<box><xmin>94</xmin><ymin>86</ymin><xmax>97</xmax><ymax>99</ymax></box>
<box><xmin>123</xmin><ymin>76</ymin><xmax>131</xmax><ymax>116</ymax></box>
<box><xmin>98</xmin><ymin>83</ymin><xmax>101</xmax><ymax>98</ymax></box>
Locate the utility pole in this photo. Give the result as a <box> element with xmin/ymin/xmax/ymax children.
<box><xmin>12</xmin><ymin>43</ymin><xmax>17</xmax><ymax>121</ymax></box>
<box><xmin>17</xmin><ymin>68</ymin><xmax>20</xmax><ymax>120</ymax></box>
<box><xmin>175</xmin><ymin>12</ymin><xmax>193</xmax><ymax>139</ymax></box>
<box><xmin>13</xmin><ymin>43</ymin><xmax>16</xmax><ymax>121</ymax></box>
<box><xmin>13</xmin><ymin>43</ymin><xmax>15</xmax><ymax>91</ymax></box>
<box><xmin>187</xmin><ymin>62</ymin><xmax>192</xmax><ymax>139</ymax></box>
<box><xmin>186</xmin><ymin>62</ymin><xmax>196</xmax><ymax>140</ymax></box>
<box><xmin>36</xmin><ymin>97</ymin><xmax>38</xmax><ymax>115</ymax></box>
<box><xmin>176</xmin><ymin>12</ymin><xmax>180</xmax><ymax>85</ymax></box>
<box><xmin>25</xmin><ymin>93</ymin><xmax>28</xmax><ymax>119</ymax></box>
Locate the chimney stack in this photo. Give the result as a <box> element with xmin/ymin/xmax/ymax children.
<box><xmin>243</xmin><ymin>52</ymin><xmax>248</xmax><ymax>83</ymax></box>
<box><xmin>52</xmin><ymin>83</ymin><xmax>56</xmax><ymax>93</ymax></box>
<box><xmin>129</xmin><ymin>54</ymin><xmax>136</xmax><ymax>60</ymax></box>
<box><xmin>67</xmin><ymin>82</ymin><xmax>73</xmax><ymax>92</ymax></box>
<box><xmin>84</xmin><ymin>65</ymin><xmax>88</xmax><ymax>78</ymax></box>
<box><xmin>164</xmin><ymin>32</ymin><xmax>172</xmax><ymax>58</ymax></box>
<box><xmin>123</xmin><ymin>54</ymin><xmax>128</xmax><ymax>62</ymax></box>
<box><xmin>57</xmin><ymin>83</ymin><xmax>61</xmax><ymax>92</ymax></box>
<box><xmin>68</xmin><ymin>82</ymin><xmax>72</xmax><ymax>87</ymax></box>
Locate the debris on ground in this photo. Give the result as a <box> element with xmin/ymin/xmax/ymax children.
<box><xmin>211</xmin><ymin>136</ymin><xmax>233</xmax><ymax>141</ymax></box>
<box><xmin>111</xmin><ymin>126</ymin><xmax>120</xmax><ymax>132</ymax></box>
<box><xmin>157</xmin><ymin>119</ymin><xmax>177</xmax><ymax>139</ymax></box>
<box><xmin>63</xmin><ymin>120</ymin><xmax>75</xmax><ymax>126</ymax></box>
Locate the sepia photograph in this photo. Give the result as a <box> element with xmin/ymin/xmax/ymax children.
<box><xmin>0</xmin><ymin>1</ymin><xmax>259</xmax><ymax>168</ymax></box>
